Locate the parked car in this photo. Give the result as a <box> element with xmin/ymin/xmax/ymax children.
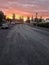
<box><xmin>11</xmin><ymin>22</ymin><xmax>16</xmax><ymax>25</ymax></box>
<box><xmin>1</xmin><ymin>23</ymin><xmax>9</xmax><ymax>29</ymax></box>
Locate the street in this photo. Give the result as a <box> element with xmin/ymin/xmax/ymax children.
<box><xmin>0</xmin><ymin>24</ymin><xmax>49</xmax><ymax>65</ymax></box>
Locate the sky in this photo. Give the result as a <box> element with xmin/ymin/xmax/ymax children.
<box><xmin>0</xmin><ymin>0</ymin><xmax>49</xmax><ymax>19</ymax></box>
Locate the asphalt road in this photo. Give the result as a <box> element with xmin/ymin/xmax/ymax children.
<box><xmin>0</xmin><ymin>24</ymin><xmax>49</xmax><ymax>65</ymax></box>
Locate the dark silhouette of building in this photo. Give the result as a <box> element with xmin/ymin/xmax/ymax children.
<box><xmin>6</xmin><ymin>18</ymin><xmax>12</xmax><ymax>24</ymax></box>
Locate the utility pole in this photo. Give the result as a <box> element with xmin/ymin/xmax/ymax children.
<box><xmin>35</xmin><ymin>12</ymin><xmax>38</xmax><ymax>26</ymax></box>
<box><xmin>36</xmin><ymin>12</ymin><xmax>38</xmax><ymax>18</ymax></box>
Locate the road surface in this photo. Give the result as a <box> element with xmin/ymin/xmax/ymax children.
<box><xmin>0</xmin><ymin>24</ymin><xmax>49</xmax><ymax>65</ymax></box>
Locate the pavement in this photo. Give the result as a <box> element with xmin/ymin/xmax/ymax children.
<box><xmin>0</xmin><ymin>24</ymin><xmax>49</xmax><ymax>65</ymax></box>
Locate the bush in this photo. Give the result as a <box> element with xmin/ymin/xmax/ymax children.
<box><xmin>37</xmin><ymin>22</ymin><xmax>49</xmax><ymax>28</ymax></box>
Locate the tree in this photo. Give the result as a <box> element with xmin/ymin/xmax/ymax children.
<box><xmin>34</xmin><ymin>18</ymin><xmax>38</xmax><ymax>22</ymax></box>
<box><xmin>19</xmin><ymin>16</ymin><xmax>24</xmax><ymax>23</ymax></box>
<box><xmin>0</xmin><ymin>11</ymin><xmax>5</xmax><ymax>25</ymax></box>
<box><xmin>31</xmin><ymin>16</ymin><xmax>33</xmax><ymax>23</ymax></box>
<box><xmin>12</xmin><ymin>13</ymin><xmax>15</xmax><ymax>20</ymax></box>
<box><xmin>26</xmin><ymin>17</ymin><xmax>30</xmax><ymax>23</ymax></box>
<box><xmin>38</xmin><ymin>16</ymin><xmax>42</xmax><ymax>22</ymax></box>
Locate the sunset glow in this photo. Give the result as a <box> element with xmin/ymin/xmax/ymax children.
<box><xmin>0</xmin><ymin>0</ymin><xmax>49</xmax><ymax>19</ymax></box>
